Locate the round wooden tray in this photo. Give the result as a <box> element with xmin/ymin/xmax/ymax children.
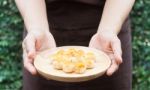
<box><xmin>34</xmin><ymin>46</ymin><xmax>111</xmax><ymax>82</ymax></box>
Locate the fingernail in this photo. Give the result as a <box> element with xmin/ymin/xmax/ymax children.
<box><xmin>119</xmin><ymin>56</ymin><xmax>123</xmax><ymax>64</ymax></box>
<box><xmin>116</xmin><ymin>55</ymin><xmax>123</xmax><ymax>64</ymax></box>
<box><xmin>28</xmin><ymin>51</ymin><xmax>35</xmax><ymax>59</ymax></box>
<box><xmin>31</xmin><ymin>69</ymin><xmax>37</xmax><ymax>75</ymax></box>
<box><xmin>29</xmin><ymin>66</ymin><xmax>37</xmax><ymax>75</ymax></box>
<box><xmin>106</xmin><ymin>70</ymin><xmax>113</xmax><ymax>76</ymax></box>
<box><xmin>107</xmin><ymin>71</ymin><xmax>112</xmax><ymax>76</ymax></box>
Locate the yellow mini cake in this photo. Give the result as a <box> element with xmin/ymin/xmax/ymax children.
<box><xmin>50</xmin><ymin>48</ymin><xmax>96</xmax><ymax>74</ymax></box>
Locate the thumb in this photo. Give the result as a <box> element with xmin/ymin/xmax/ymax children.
<box><xmin>89</xmin><ymin>34</ymin><xmax>101</xmax><ymax>49</ymax></box>
<box><xmin>46</xmin><ymin>33</ymin><xmax>56</xmax><ymax>49</ymax></box>
<box><xmin>35</xmin><ymin>38</ymin><xmax>42</xmax><ymax>51</ymax></box>
<box><xmin>111</xmin><ymin>38</ymin><xmax>123</xmax><ymax>64</ymax></box>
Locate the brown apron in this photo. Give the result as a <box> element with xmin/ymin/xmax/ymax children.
<box><xmin>23</xmin><ymin>0</ymin><xmax>132</xmax><ymax>90</ymax></box>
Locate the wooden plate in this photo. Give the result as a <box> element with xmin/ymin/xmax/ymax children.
<box><xmin>34</xmin><ymin>46</ymin><xmax>111</xmax><ymax>82</ymax></box>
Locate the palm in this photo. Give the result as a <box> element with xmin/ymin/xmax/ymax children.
<box><xmin>23</xmin><ymin>31</ymin><xmax>56</xmax><ymax>75</ymax></box>
<box><xmin>35</xmin><ymin>32</ymin><xmax>56</xmax><ymax>52</ymax></box>
<box><xmin>89</xmin><ymin>32</ymin><xmax>122</xmax><ymax>76</ymax></box>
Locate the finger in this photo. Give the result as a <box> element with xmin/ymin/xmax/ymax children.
<box><xmin>45</xmin><ymin>33</ymin><xmax>56</xmax><ymax>49</ymax></box>
<box><xmin>25</xmin><ymin>35</ymin><xmax>36</xmax><ymax>59</ymax></box>
<box><xmin>24</xmin><ymin>58</ymin><xmax>37</xmax><ymax>75</ymax></box>
<box><xmin>47</xmin><ymin>40</ymin><xmax>56</xmax><ymax>49</ymax></box>
<box><xmin>23</xmin><ymin>49</ymin><xmax>37</xmax><ymax>75</ymax></box>
<box><xmin>49</xmin><ymin>33</ymin><xmax>56</xmax><ymax>48</ymax></box>
<box><xmin>89</xmin><ymin>34</ymin><xmax>102</xmax><ymax>50</ymax></box>
<box><xmin>106</xmin><ymin>58</ymin><xmax>119</xmax><ymax>76</ymax></box>
<box><xmin>89</xmin><ymin>34</ymin><xmax>97</xmax><ymax>47</ymax></box>
<box><xmin>111</xmin><ymin>38</ymin><xmax>123</xmax><ymax>64</ymax></box>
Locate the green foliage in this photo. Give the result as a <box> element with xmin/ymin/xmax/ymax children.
<box><xmin>131</xmin><ymin>0</ymin><xmax>150</xmax><ymax>90</ymax></box>
<box><xmin>0</xmin><ymin>0</ymin><xmax>23</xmax><ymax>90</ymax></box>
<box><xmin>0</xmin><ymin>0</ymin><xmax>150</xmax><ymax>90</ymax></box>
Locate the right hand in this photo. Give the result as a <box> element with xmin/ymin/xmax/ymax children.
<box><xmin>22</xmin><ymin>30</ymin><xmax>56</xmax><ymax>75</ymax></box>
<box><xmin>89</xmin><ymin>31</ymin><xmax>122</xmax><ymax>76</ymax></box>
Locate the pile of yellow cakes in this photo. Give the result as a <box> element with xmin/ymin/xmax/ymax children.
<box><xmin>50</xmin><ymin>48</ymin><xmax>96</xmax><ymax>74</ymax></box>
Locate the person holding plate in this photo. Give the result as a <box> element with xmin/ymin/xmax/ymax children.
<box><xmin>15</xmin><ymin>0</ymin><xmax>135</xmax><ymax>90</ymax></box>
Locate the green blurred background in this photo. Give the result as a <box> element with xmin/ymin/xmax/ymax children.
<box><xmin>0</xmin><ymin>0</ymin><xmax>150</xmax><ymax>90</ymax></box>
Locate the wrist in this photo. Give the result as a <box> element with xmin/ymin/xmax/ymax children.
<box><xmin>97</xmin><ymin>28</ymin><xmax>118</xmax><ymax>36</ymax></box>
<box><xmin>26</xmin><ymin>26</ymin><xmax>50</xmax><ymax>33</ymax></box>
<box><xmin>97</xmin><ymin>26</ymin><xmax>121</xmax><ymax>35</ymax></box>
<box><xmin>27</xmin><ymin>27</ymin><xmax>51</xmax><ymax>38</ymax></box>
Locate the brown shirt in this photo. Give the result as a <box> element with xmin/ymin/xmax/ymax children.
<box><xmin>46</xmin><ymin>0</ymin><xmax>105</xmax><ymax>29</ymax></box>
<box><xmin>46</xmin><ymin>0</ymin><xmax>105</xmax><ymax>5</ymax></box>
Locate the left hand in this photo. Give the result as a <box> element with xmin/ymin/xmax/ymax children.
<box><xmin>22</xmin><ymin>30</ymin><xmax>56</xmax><ymax>75</ymax></box>
<box><xmin>89</xmin><ymin>31</ymin><xmax>122</xmax><ymax>76</ymax></box>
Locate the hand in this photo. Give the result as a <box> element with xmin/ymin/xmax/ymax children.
<box><xmin>89</xmin><ymin>31</ymin><xmax>122</xmax><ymax>76</ymax></box>
<box><xmin>22</xmin><ymin>30</ymin><xmax>56</xmax><ymax>75</ymax></box>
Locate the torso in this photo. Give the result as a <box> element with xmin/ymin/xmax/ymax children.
<box><xmin>46</xmin><ymin>0</ymin><xmax>105</xmax><ymax>29</ymax></box>
<box><xmin>46</xmin><ymin>0</ymin><xmax>105</xmax><ymax>6</ymax></box>
<box><xmin>23</xmin><ymin>1</ymin><xmax>132</xmax><ymax>90</ymax></box>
